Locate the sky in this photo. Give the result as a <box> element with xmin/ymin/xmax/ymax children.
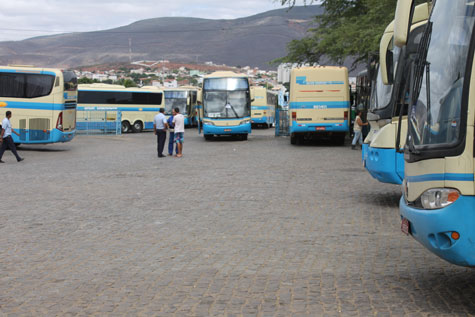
<box><xmin>0</xmin><ymin>0</ymin><xmax>291</xmax><ymax>42</ymax></box>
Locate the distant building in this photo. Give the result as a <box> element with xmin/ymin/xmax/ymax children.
<box><xmin>164</xmin><ymin>79</ymin><xmax>177</xmax><ymax>88</ymax></box>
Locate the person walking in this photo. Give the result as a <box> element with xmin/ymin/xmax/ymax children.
<box><xmin>153</xmin><ymin>108</ymin><xmax>168</xmax><ymax>158</ymax></box>
<box><xmin>172</xmin><ymin>107</ymin><xmax>185</xmax><ymax>158</ymax></box>
<box><xmin>352</xmin><ymin>110</ymin><xmax>368</xmax><ymax>150</ymax></box>
<box><xmin>0</xmin><ymin>111</ymin><xmax>24</xmax><ymax>163</ymax></box>
<box><xmin>167</xmin><ymin>113</ymin><xmax>178</xmax><ymax>156</ymax></box>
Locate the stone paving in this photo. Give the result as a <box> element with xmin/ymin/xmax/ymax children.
<box><xmin>1</xmin><ymin>128</ymin><xmax>475</xmax><ymax>316</ymax></box>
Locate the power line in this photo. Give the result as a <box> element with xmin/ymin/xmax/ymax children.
<box><xmin>0</xmin><ymin>21</ymin><xmax>310</xmax><ymax>36</ymax></box>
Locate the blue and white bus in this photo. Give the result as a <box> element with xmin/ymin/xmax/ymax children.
<box><xmin>251</xmin><ymin>86</ymin><xmax>276</xmax><ymax>128</ymax></box>
<box><xmin>0</xmin><ymin>66</ymin><xmax>77</xmax><ymax>144</ymax></box>
<box><xmin>78</xmin><ymin>84</ymin><xmax>164</xmax><ymax>133</ymax></box>
<box><xmin>199</xmin><ymin>71</ymin><xmax>252</xmax><ymax>141</ymax></box>
<box><xmin>289</xmin><ymin>66</ymin><xmax>350</xmax><ymax>145</ymax></box>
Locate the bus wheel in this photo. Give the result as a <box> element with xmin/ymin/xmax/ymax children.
<box><xmin>290</xmin><ymin>133</ymin><xmax>297</xmax><ymax>145</ymax></box>
<box><xmin>14</xmin><ymin>143</ymin><xmax>21</xmax><ymax>148</ymax></box>
<box><xmin>132</xmin><ymin>121</ymin><xmax>143</xmax><ymax>133</ymax></box>
<box><xmin>121</xmin><ymin>121</ymin><xmax>131</xmax><ymax>133</ymax></box>
<box><xmin>241</xmin><ymin>134</ymin><xmax>248</xmax><ymax>141</ymax></box>
<box><xmin>332</xmin><ymin>133</ymin><xmax>346</xmax><ymax>145</ymax></box>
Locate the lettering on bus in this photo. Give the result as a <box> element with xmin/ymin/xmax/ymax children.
<box><xmin>296</xmin><ymin>76</ymin><xmax>344</xmax><ymax>86</ymax></box>
<box><xmin>313</xmin><ymin>105</ymin><xmax>328</xmax><ymax>109</ymax></box>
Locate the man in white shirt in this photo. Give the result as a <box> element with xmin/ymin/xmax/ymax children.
<box><xmin>172</xmin><ymin>107</ymin><xmax>185</xmax><ymax>158</ymax></box>
<box><xmin>0</xmin><ymin>111</ymin><xmax>24</xmax><ymax>163</ymax></box>
<box><xmin>153</xmin><ymin>108</ymin><xmax>168</xmax><ymax>158</ymax></box>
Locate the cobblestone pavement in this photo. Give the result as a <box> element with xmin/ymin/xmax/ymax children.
<box><xmin>1</xmin><ymin>128</ymin><xmax>475</xmax><ymax>316</ymax></box>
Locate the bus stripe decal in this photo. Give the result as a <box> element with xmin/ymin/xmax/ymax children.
<box><xmin>0</xmin><ymin>101</ymin><xmax>72</xmax><ymax>111</ymax></box>
<box><xmin>289</xmin><ymin>101</ymin><xmax>350</xmax><ymax>109</ymax></box>
<box><xmin>406</xmin><ymin>173</ymin><xmax>475</xmax><ymax>183</ymax></box>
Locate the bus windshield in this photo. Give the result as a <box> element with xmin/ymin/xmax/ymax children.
<box><xmin>203</xmin><ymin>77</ymin><xmax>250</xmax><ymax>119</ymax></box>
<box><xmin>370</xmin><ymin>66</ymin><xmax>393</xmax><ymax>111</ymax></box>
<box><xmin>204</xmin><ymin>90</ymin><xmax>249</xmax><ymax>118</ymax></box>
<box><xmin>165</xmin><ymin>91</ymin><xmax>187</xmax><ymax>115</ymax></box>
<box><xmin>409</xmin><ymin>0</ymin><xmax>475</xmax><ymax>148</ymax></box>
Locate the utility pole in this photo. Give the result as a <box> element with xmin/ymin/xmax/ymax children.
<box><xmin>128</xmin><ymin>38</ymin><xmax>132</xmax><ymax>63</ymax></box>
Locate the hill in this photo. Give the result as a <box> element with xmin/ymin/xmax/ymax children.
<box><xmin>0</xmin><ymin>6</ymin><xmax>324</xmax><ymax>70</ymax></box>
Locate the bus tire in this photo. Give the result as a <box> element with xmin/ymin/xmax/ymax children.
<box><xmin>241</xmin><ymin>134</ymin><xmax>248</xmax><ymax>141</ymax></box>
<box><xmin>14</xmin><ymin>143</ymin><xmax>21</xmax><ymax>148</ymax></box>
<box><xmin>332</xmin><ymin>133</ymin><xmax>346</xmax><ymax>145</ymax></box>
<box><xmin>121</xmin><ymin>121</ymin><xmax>131</xmax><ymax>133</ymax></box>
<box><xmin>290</xmin><ymin>133</ymin><xmax>297</xmax><ymax>145</ymax></box>
<box><xmin>132</xmin><ymin>121</ymin><xmax>143</xmax><ymax>133</ymax></box>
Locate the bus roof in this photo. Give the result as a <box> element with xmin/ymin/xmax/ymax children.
<box><xmin>79</xmin><ymin>83</ymin><xmax>125</xmax><ymax>89</ymax></box>
<box><xmin>0</xmin><ymin>65</ymin><xmax>64</xmax><ymax>75</ymax></box>
<box><xmin>204</xmin><ymin>71</ymin><xmax>248</xmax><ymax>79</ymax></box>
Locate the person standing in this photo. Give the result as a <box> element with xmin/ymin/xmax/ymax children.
<box><xmin>172</xmin><ymin>107</ymin><xmax>185</xmax><ymax>158</ymax></box>
<box><xmin>167</xmin><ymin>114</ymin><xmax>178</xmax><ymax>156</ymax></box>
<box><xmin>0</xmin><ymin>111</ymin><xmax>24</xmax><ymax>163</ymax></box>
<box><xmin>153</xmin><ymin>108</ymin><xmax>168</xmax><ymax>158</ymax></box>
<box><xmin>352</xmin><ymin>110</ymin><xmax>368</xmax><ymax>150</ymax></box>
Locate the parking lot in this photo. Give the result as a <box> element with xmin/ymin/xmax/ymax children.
<box><xmin>1</xmin><ymin>128</ymin><xmax>475</xmax><ymax>316</ymax></box>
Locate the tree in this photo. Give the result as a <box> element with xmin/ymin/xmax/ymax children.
<box><xmin>275</xmin><ymin>0</ymin><xmax>426</xmax><ymax>67</ymax></box>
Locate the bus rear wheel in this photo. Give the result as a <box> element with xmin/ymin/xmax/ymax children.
<box><xmin>132</xmin><ymin>121</ymin><xmax>143</xmax><ymax>133</ymax></box>
<box><xmin>290</xmin><ymin>133</ymin><xmax>298</xmax><ymax>145</ymax></box>
<box><xmin>121</xmin><ymin>121</ymin><xmax>131</xmax><ymax>133</ymax></box>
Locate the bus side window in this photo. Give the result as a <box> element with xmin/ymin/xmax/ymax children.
<box><xmin>55</xmin><ymin>77</ymin><xmax>60</xmax><ymax>87</ymax></box>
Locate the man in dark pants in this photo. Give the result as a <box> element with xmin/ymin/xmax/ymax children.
<box><xmin>153</xmin><ymin>108</ymin><xmax>168</xmax><ymax>158</ymax></box>
<box><xmin>0</xmin><ymin>111</ymin><xmax>24</xmax><ymax>163</ymax></box>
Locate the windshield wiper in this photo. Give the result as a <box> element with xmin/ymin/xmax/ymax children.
<box><xmin>224</xmin><ymin>94</ymin><xmax>239</xmax><ymax>118</ymax></box>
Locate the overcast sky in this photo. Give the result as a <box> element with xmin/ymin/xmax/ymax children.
<box><xmin>0</xmin><ymin>0</ymin><xmax>293</xmax><ymax>42</ymax></box>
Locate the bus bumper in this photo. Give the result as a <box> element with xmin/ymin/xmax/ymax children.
<box><xmin>251</xmin><ymin>117</ymin><xmax>268</xmax><ymax>124</ymax></box>
<box><xmin>364</xmin><ymin>147</ymin><xmax>404</xmax><ymax>185</ymax></box>
<box><xmin>203</xmin><ymin>123</ymin><xmax>251</xmax><ymax>135</ymax></box>
<box><xmin>12</xmin><ymin>129</ymin><xmax>75</xmax><ymax>144</ymax></box>
<box><xmin>362</xmin><ymin>143</ymin><xmax>369</xmax><ymax>163</ymax></box>
<box><xmin>400</xmin><ymin>195</ymin><xmax>475</xmax><ymax>267</ymax></box>
<box><xmin>290</xmin><ymin>121</ymin><xmax>349</xmax><ymax>133</ymax></box>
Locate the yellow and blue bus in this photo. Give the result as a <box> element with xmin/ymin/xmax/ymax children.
<box><xmin>250</xmin><ymin>86</ymin><xmax>276</xmax><ymax>128</ymax></box>
<box><xmin>199</xmin><ymin>71</ymin><xmax>252</xmax><ymax>140</ymax></box>
<box><xmin>363</xmin><ymin>4</ymin><xmax>429</xmax><ymax>185</ymax></box>
<box><xmin>0</xmin><ymin>66</ymin><xmax>77</xmax><ymax>144</ymax></box>
<box><xmin>78</xmin><ymin>84</ymin><xmax>163</xmax><ymax>133</ymax></box>
<box><xmin>289</xmin><ymin>66</ymin><xmax>350</xmax><ymax>145</ymax></box>
<box><xmin>398</xmin><ymin>0</ymin><xmax>475</xmax><ymax>266</ymax></box>
<box><xmin>163</xmin><ymin>87</ymin><xmax>198</xmax><ymax>127</ymax></box>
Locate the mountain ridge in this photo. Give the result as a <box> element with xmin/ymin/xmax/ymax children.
<box><xmin>0</xmin><ymin>6</ymin><xmax>324</xmax><ymax>70</ymax></box>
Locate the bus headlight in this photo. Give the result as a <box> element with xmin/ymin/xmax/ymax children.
<box><xmin>418</xmin><ymin>188</ymin><xmax>460</xmax><ymax>209</ymax></box>
<box><xmin>203</xmin><ymin>120</ymin><xmax>215</xmax><ymax>126</ymax></box>
<box><xmin>240</xmin><ymin>119</ymin><xmax>251</xmax><ymax>125</ymax></box>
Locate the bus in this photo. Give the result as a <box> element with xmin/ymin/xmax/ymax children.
<box><xmin>289</xmin><ymin>66</ymin><xmax>350</xmax><ymax>145</ymax></box>
<box><xmin>0</xmin><ymin>66</ymin><xmax>77</xmax><ymax>144</ymax></box>
<box><xmin>398</xmin><ymin>0</ymin><xmax>475</xmax><ymax>266</ymax></box>
<box><xmin>250</xmin><ymin>86</ymin><xmax>276</xmax><ymax>128</ymax></box>
<box><xmin>199</xmin><ymin>71</ymin><xmax>252</xmax><ymax>140</ymax></box>
<box><xmin>78</xmin><ymin>84</ymin><xmax>163</xmax><ymax>133</ymax></box>
<box><xmin>163</xmin><ymin>87</ymin><xmax>199</xmax><ymax>127</ymax></box>
<box><xmin>363</xmin><ymin>4</ymin><xmax>429</xmax><ymax>185</ymax></box>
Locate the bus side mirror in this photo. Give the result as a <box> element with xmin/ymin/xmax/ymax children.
<box><xmin>250</xmin><ymin>89</ymin><xmax>255</xmax><ymax>103</ymax></box>
<box><xmin>380</xmin><ymin>22</ymin><xmax>394</xmax><ymax>85</ymax></box>
<box><xmin>394</xmin><ymin>0</ymin><xmax>414</xmax><ymax>48</ymax></box>
<box><xmin>197</xmin><ymin>90</ymin><xmax>202</xmax><ymax>103</ymax></box>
